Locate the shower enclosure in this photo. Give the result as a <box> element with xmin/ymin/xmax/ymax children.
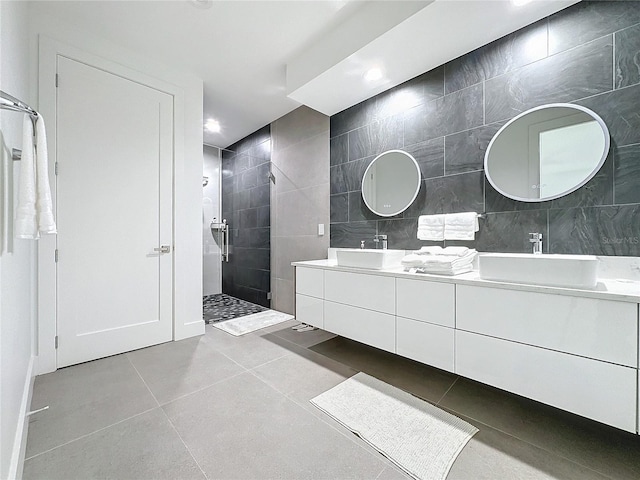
<box><xmin>203</xmin><ymin>145</ymin><xmax>222</xmax><ymax>295</ymax></box>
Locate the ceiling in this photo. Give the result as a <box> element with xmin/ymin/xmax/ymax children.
<box><xmin>29</xmin><ymin>0</ymin><xmax>579</xmax><ymax>148</ymax></box>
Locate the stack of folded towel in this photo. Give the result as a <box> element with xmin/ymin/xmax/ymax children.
<box><xmin>417</xmin><ymin>212</ymin><xmax>479</xmax><ymax>241</ymax></box>
<box><xmin>401</xmin><ymin>246</ymin><xmax>477</xmax><ymax>275</ymax></box>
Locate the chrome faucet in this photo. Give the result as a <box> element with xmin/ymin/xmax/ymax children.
<box><xmin>529</xmin><ymin>232</ymin><xmax>543</xmax><ymax>255</ymax></box>
<box><xmin>373</xmin><ymin>234</ymin><xmax>388</xmax><ymax>250</ymax></box>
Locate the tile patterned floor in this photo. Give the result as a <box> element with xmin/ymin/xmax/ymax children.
<box><xmin>203</xmin><ymin>293</ymin><xmax>268</xmax><ymax>324</ymax></box>
<box><xmin>24</xmin><ymin>321</ymin><xmax>640</xmax><ymax>480</ymax></box>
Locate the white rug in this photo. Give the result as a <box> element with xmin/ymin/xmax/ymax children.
<box><xmin>310</xmin><ymin>373</ymin><xmax>478</xmax><ymax>480</ymax></box>
<box><xmin>211</xmin><ymin>310</ymin><xmax>294</xmax><ymax>336</ymax></box>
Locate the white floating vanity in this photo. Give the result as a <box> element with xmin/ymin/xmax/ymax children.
<box><xmin>293</xmin><ymin>255</ymin><xmax>640</xmax><ymax>434</ymax></box>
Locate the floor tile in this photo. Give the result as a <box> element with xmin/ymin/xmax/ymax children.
<box><xmin>448</xmin><ymin>412</ymin><xmax>610</xmax><ymax>480</ymax></box>
<box><xmin>203</xmin><ymin>325</ymin><xmax>294</xmax><ymax>369</ymax></box>
<box><xmin>376</xmin><ymin>465</ymin><xmax>413</xmax><ymax>480</ymax></box>
<box><xmin>163</xmin><ymin>372</ymin><xmax>388</xmax><ymax>480</ymax></box>
<box><xmin>310</xmin><ymin>337</ymin><xmax>458</xmax><ymax>404</ymax></box>
<box><xmin>251</xmin><ymin>339</ymin><xmax>358</xmax><ymax>402</ymax></box>
<box><xmin>439</xmin><ymin>377</ymin><xmax>640</xmax><ymax>480</ymax></box>
<box><xmin>26</xmin><ymin>354</ymin><xmax>157</xmax><ymax>457</ymax></box>
<box><xmin>126</xmin><ymin>334</ymin><xmax>245</xmax><ymax>404</ymax></box>
<box><xmin>23</xmin><ymin>409</ymin><xmax>204</xmax><ymax>480</ymax></box>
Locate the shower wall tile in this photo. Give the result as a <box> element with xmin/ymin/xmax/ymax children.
<box><xmin>615</xmin><ymin>23</ymin><xmax>640</xmax><ymax>89</ymax></box>
<box><xmin>275</xmin><ymin>185</ymin><xmax>329</xmax><ymax>237</ymax></box>
<box><xmin>405</xmin><ymin>137</ymin><xmax>444</xmax><ymax>180</ymax></box>
<box><xmin>549</xmin><ymin>205</ymin><xmax>640</xmax><ymax>256</ymax></box>
<box><xmin>445</xmin><ymin>20</ymin><xmax>548</xmax><ymax>94</ymax></box>
<box><xmin>444</xmin><ymin>123</ymin><xmax>503</xmax><ymax>175</ymax></box>
<box><xmin>485</xmin><ymin>35</ymin><xmax>613</xmax><ymax>124</ymax></box>
<box><xmin>329</xmin><ymin>2</ymin><xmax>640</xmax><ymax>257</ymax></box>
<box><xmin>348</xmin><ymin>114</ymin><xmax>403</xmax><ymax>161</ymax></box>
<box><xmin>404</xmin><ymin>83</ymin><xmax>483</xmax><ymax>146</ymax></box>
<box><xmin>614</xmin><ymin>143</ymin><xmax>640</xmax><ymax>205</ymax></box>
<box><xmin>576</xmin><ymin>83</ymin><xmax>640</xmax><ymax>147</ymax></box>
<box><xmin>548</xmin><ymin>1</ymin><xmax>640</xmax><ymax>55</ymax></box>
<box><xmin>272</xmin><ymin>106</ymin><xmax>328</xmax><ymax>152</ymax></box>
<box><xmin>222</xmin><ymin>127</ymin><xmax>271</xmax><ymax>305</ymax></box>
<box><xmin>329</xmin><ymin>221</ymin><xmax>378</xmax><ymax>249</ymax></box>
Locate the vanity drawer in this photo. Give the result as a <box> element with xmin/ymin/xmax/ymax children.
<box><xmin>324</xmin><ymin>301</ymin><xmax>395</xmax><ymax>353</ymax></box>
<box><xmin>324</xmin><ymin>270</ymin><xmax>395</xmax><ymax>315</ymax></box>
<box><xmin>457</xmin><ymin>285</ymin><xmax>638</xmax><ymax>367</ymax></box>
<box><xmin>455</xmin><ymin>331</ymin><xmax>637</xmax><ymax>433</ymax></box>
<box><xmin>396</xmin><ymin>317</ymin><xmax>454</xmax><ymax>372</ymax></box>
<box><xmin>295</xmin><ymin>294</ymin><xmax>323</xmax><ymax>329</ymax></box>
<box><xmin>396</xmin><ymin>278</ymin><xmax>455</xmax><ymax>327</ymax></box>
<box><xmin>296</xmin><ymin>267</ymin><xmax>324</xmax><ymax>298</ymax></box>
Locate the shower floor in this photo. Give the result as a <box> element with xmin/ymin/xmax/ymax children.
<box><xmin>203</xmin><ymin>293</ymin><xmax>269</xmax><ymax>324</ymax></box>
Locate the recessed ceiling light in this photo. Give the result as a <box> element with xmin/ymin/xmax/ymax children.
<box><xmin>204</xmin><ymin>119</ymin><xmax>220</xmax><ymax>133</ymax></box>
<box><xmin>512</xmin><ymin>0</ymin><xmax>533</xmax><ymax>6</ymax></box>
<box><xmin>364</xmin><ymin>67</ymin><xmax>383</xmax><ymax>83</ymax></box>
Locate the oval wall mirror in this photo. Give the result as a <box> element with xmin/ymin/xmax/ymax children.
<box><xmin>484</xmin><ymin>103</ymin><xmax>610</xmax><ymax>202</ymax></box>
<box><xmin>361</xmin><ymin>149</ymin><xmax>421</xmax><ymax>217</ymax></box>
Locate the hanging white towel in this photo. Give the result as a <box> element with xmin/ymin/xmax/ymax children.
<box><xmin>35</xmin><ymin>114</ymin><xmax>56</xmax><ymax>234</ymax></box>
<box><xmin>417</xmin><ymin>214</ymin><xmax>445</xmax><ymax>241</ymax></box>
<box><xmin>14</xmin><ymin>113</ymin><xmax>56</xmax><ymax>239</ymax></box>
<box><xmin>14</xmin><ymin>115</ymin><xmax>38</xmax><ymax>238</ymax></box>
<box><xmin>444</xmin><ymin>212</ymin><xmax>478</xmax><ymax>240</ymax></box>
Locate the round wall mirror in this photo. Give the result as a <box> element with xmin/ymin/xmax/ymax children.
<box><xmin>361</xmin><ymin>149</ymin><xmax>421</xmax><ymax>217</ymax></box>
<box><xmin>484</xmin><ymin>103</ymin><xmax>610</xmax><ymax>202</ymax></box>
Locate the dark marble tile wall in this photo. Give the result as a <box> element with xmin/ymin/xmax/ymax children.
<box><xmin>222</xmin><ymin>125</ymin><xmax>271</xmax><ymax>307</ymax></box>
<box><xmin>329</xmin><ymin>1</ymin><xmax>640</xmax><ymax>256</ymax></box>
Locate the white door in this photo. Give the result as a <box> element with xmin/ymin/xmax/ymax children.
<box><xmin>56</xmin><ymin>56</ymin><xmax>173</xmax><ymax>368</ymax></box>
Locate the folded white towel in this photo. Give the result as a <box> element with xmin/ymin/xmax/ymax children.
<box><xmin>15</xmin><ymin>115</ymin><xmax>38</xmax><ymax>239</ymax></box>
<box><xmin>414</xmin><ymin>264</ymin><xmax>474</xmax><ymax>276</ymax></box>
<box><xmin>440</xmin><ymin>246</ymin><xmax>469</xmax><ymax>257</ymax></box>
<box><xmin>14</xmin><ymin>114</ymin><xmax>56</xmax><ymax>239</ymax></box>
<box><xmin>444</xmin><ymin>212</ymin><xmax>478</xmax><ymax>241</ymax></box>
<box><xmin>402</xmin><ymin>249</ymin><xmax>477</xmax><ymax>269</ymax></box>
<box><xmin>415</xmin><ymin>246</ymin><xmax>444</xmax><ymax>255</ymax></box>
<box><xmin>401</xmin><ymin>254</ymin><xmax>427</xmax><ymax>267</ymax></box>
<box><xmin>417</xmin><ymin>214</ymin><xmax>445</xmax><ymax>241</ymax></box>
<box><xmin>35</xmin><ymin>114</ymin><xmax>56</xmax><ymax>234</ymax></box>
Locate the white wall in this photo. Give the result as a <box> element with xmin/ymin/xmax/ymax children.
<box><xmin>28</xmin><ymin>6</ymin><xmax>204</xmax><ymax>373</ymax></box>
<box><xmin>0</xmin><ymin>2</ymin><xmax>38</xmax><ymax>478</ymax></box>
<box><xmin>203</xmin><ymin>145</ymin><xmax>221</xmax><ymax>296</ymax></box>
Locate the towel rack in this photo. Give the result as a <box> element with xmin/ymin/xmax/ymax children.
<box><xmin>1</xmin><ymin>89</ymin><xmax>39</xmax><ymax>162</ymax></box>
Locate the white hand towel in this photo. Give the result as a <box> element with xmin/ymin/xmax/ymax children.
<box><xmin>440</xmin><ymin>246</ymin><xmax>469</xmax><ymax>257</ymax></box>
<box><xmin>15</xmin><ymin>115</ymin><xmax>38</xmax><ymax>239</ymax></box>
<box><xmin>444</xmin><ymin>212</ymin><xmax>478</xmax><ymax>240</ymax></box>
<box><xmin>415</xmin><ymin>246</ymin><xmax>444</xmax><ymax>255</ymax></box>
<box><xmin>35</xmin><ymin>114</ymin><xmax>56</xmax><ymax>234</ymax></box>
<box><xmin>401</xmin><ymin>253</ymin><xmax>427</xmax><ymax>267</ymax></box>
<box><xmin>417</xmin><ymin>214</ymin><xmax>445</xmax><ymax>241</ymax></box>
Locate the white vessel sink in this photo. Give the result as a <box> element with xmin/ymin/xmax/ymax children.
<box><xmin>478</xmin><ymin>253</ymin><xmax>599</xmax><ymax>289</ymax></box>
<box><xmin>335</xmin><ymin>249</ymin><xmax>405</xmax><ymax>270</ymax></box>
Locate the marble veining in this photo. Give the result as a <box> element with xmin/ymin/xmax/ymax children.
<box><xmin>405</xmin><ymin>137</ymin><xmax>444</xmax><ymax>180</ymax></box>
<box><xmin>485</xmin><ymin>36</ymin><xmax>613</xmax><ymax>124</ymax></box>
<box><xmin>330</xmin><ymin>221</ymin><xmax>378</xmax><ymax>249</ymax></box>
<box><xmin>330</xmin><ymin>158</ymin><xmax>370</xmax><ymax>195</ymax></box>
<box><xmin>330</xmin><ymin>193</ymin><xmax>348</xmax><ymax>223</ymax></box>
<box><xmin>445</xmin><ymin>20</ymin><xmax>548</xmax><ymax>95</ymax></box>
<box><xmin>615</xmin><ymin>23</ymin><xmax>640</xmax><ymax>89</ymax></box>
<box><xmin>419</xmin><ymin>171</ymin><xmax>484</xmax><ymax>216</ymax></box>
<box><xmin>330</xmin><ymin>134</ymin><xmax>348</xmax><ymax>166</ymax></box>
<box><xmin>348</xmin><ymin>114</ymin><xmax>403</xmax><ymax>161</ymax></box>
<box><xmin>444</xmin><ymin>123</ymin><xmax>503</xmax><ymax>175</ymax></box>
<box><xmin>548</xmin><ymin>0</ymin><xmax>640</xmax><ymax>55</ymax></box>
<box><xmin>614</xmin><ymin>143</ymin><xmax>640</xmax><ymax>205</ymax></box>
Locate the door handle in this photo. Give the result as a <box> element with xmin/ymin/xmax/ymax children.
<box><xmin>154</xmin><ymin>245</ymin><xmax>171</xmax><ymax>254</ymax></box>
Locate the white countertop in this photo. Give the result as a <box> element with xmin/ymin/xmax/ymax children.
<box><xmin>292</xmin><ymin>259</ymin><xmax>640</xmax><ymax>303</ymax></box>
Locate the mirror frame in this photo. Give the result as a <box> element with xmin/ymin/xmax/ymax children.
<box><xmin>484</xmin><ymin>103</ymin><xmax>610</xmax><ymax>203</ymax></box>
<box><xmin>361</xmin><ymin>149</ymin><xmax>422</xmax><ymax>217</ymax></box>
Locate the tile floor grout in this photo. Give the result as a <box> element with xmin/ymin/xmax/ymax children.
<box><xmin>160</xmin><ymin>408</ymin><xmax>210</xmax><ymax>480</ymax></box>
<box><xmin>435</xmin><ymin>376</ymin><xmax>459</xmax><ymax>406</ymax></box>
<box><xmin>126</xmin><ymin>353</ymin><xmax>161</xmax><ymax>408</ymax></box>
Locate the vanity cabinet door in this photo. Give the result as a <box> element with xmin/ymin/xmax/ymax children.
<box><xmin>324</xmin><ymin>301</ymin><xmax>395</xmax><ymax>353</ymax></box>
<box><xmin>396</xmin><ymin>317</ymin><xmax>454</xmax><ymax>372</ymax></box>
<box><xmin>396</xmin><ymin>279</ymin><xmax>455</xmax><ymax>327</ymax></box>
<box><xmin>296</xmin><ymin>294</ymin><xmax>323</xmax><ymax>329</ymax></box>
<box><xmin>296</xmin><ymin>267</ymin><xmax>324</xmax><ymax>298</ymax></box>
<box><xmin>324</xmin><ymin>270</ymin><xmax>395</xmax><ymax>314</ymax></box>
<box><xmin>457</xmin><ymin>285</ymin><xmax>638</xmax><ymax>367</ymax></box>
<box><xmin>456</xmin><ymin>331</ymin><xmax>637</xmax><ymax>433</ymax></box>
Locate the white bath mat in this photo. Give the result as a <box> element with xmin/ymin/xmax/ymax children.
<box><xmin>211</xmin><ymin>310</ymin><xmax>293</xmax><ymax>336</ymax></box>
<box><xmin>310</xmin><ymin>372</ymin><xmax>478</xmax><ymax>480</ymax></box>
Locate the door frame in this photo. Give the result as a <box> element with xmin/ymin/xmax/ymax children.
<box><xmin>37</xmin><ymin>36</ymin><xmax>203</xmax><ymax>374</ymax></box>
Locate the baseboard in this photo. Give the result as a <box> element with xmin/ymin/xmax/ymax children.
<box><xmin>8</xmin><ymin>355</ymin><xmax>36</xmax><ymax>480</ymax></box>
